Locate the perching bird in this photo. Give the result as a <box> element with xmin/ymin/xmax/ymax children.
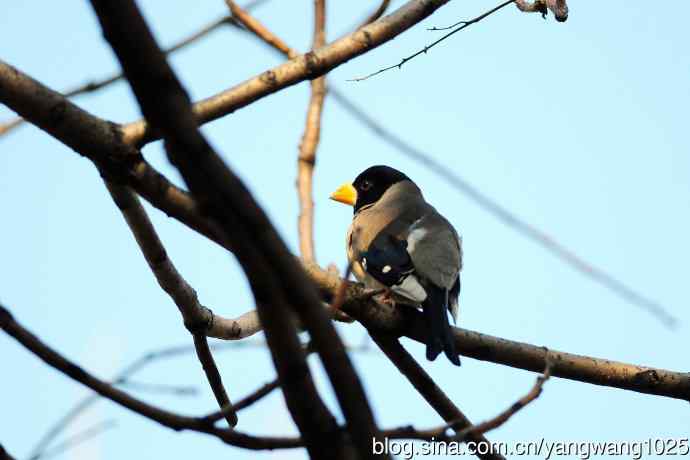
<box><xmin>330</xmin><ymin>165</ymin><xmax>462</xmax><ymax>366</ymax></box>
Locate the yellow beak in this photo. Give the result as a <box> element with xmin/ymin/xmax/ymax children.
<box><xmin>329</xmin><ymin>183</ymin><xmax>357</xmax><ymax>206</ymax></box>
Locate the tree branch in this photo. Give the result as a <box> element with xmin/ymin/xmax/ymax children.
<box><xmin>454</xmin><ymin>357</ymin><xmax>553</xmax><ymax>442</ymax></box>
<box><xmin>0</xmin><ymin>59</ymin><xmax>224</xmax><ymax>257</ymax></box>
<box><xmin>349</xmin><ymin>0</ymin><xmax>515</xmax><ymax>81</ymax></box>
<box><xmin>226</xmin><ymin>0</ymin><xmax>297</xmax><ymax>58</ymax></box>
<box><xmin>119</xmin><ymin>0</ymin><xmax>452</xmax><ymax>147</ymax></box>
<box><xmin>327</xmin><ymin>89</ymin><xmax>678</xmax><ymax>329</ymax></box>
<box><xmin>27</xmin><ymin>340</ymin><xmax>286</xmax><ymax>459</ymax></box>
<box><xmin>105</xmin><ymin>181</ymin><xmax>238</xmax><ymax>426</ymax></box>
<box><xmin>233</xmin><ymin>379</ymin><xmax>281</xmax><ymax>412</ymax></box>
<box><xmin>304</xmin><ymin>261</ymin><xmax>690</xmax><ymax>402</ymax></box>
<box><xmin>2</xmin><ymin>25</ymin><xmax>686</xmax><ymax>417</ymax></box>
<box><xmin>225</xmin><ymin>0</ymin><xmax>324</xmax><ymax>263</ymax></box>
<box><xmin>357</xmin><ymin>0</ymin><xmax>392</xmax><ymax>29</ymax></box>
<box><xmin>0</xmin><ymin>305</ymin><xmax>301</xmax><ymax>450</ymax></box>
<box><xmin>193</xmin><ymin>334</ymin><xmax>237</xmax><ymax>426</ymax></box>
<box><xmin>199</xmin><ymin>0</ymin><xmax>674</xmax><ymax>330</ymax></box>
<box><xmin>383</xmin><ymin>357</ymin><xmax>553</xmax><ymax>444</ymax></box>
<box><xmin>115</xmin><ymin>380</ymin><xmax>198</xmax><ymax>396</ymax></box>
<box><xmin>88</xmin><ymin>0</ymin><xmax>380</xmax><ymax>457</ymax></box>
<box><xmin>371</xmin><ymin>334</ymin><xmax>505</xmax><ymax>460</ymax></box>
<box><xmin>0</xmin><ymin>0</ymin><xmax>271</xmax><ymax>138</ymax></box>
<box><xmin>0</xmin><ymin>0</ymin><xmax>660</xmax><ymax>328</ymax></box>
<box><xmin>0</xmin><ymin>444</ymin><xmax>16</xmax><ymax>460</ymax></box>
<box><xmin>223</xmin><ymin>0</ymin><xmax>299</xmax><ymax>57</ymax></box>
<box><xmin>3</xmin><ymin>56</ymin><xmax>685</xmax><ymax>402</ymax></box>
<box><xmin>34</xmin><ymin>420</ymin><xmax>117</xmax><ymax>460</ymax></box>
<box><xmin>295</xmin><ymin>0</ymin><xmax>327</xmax><ymax>262</ymax></box>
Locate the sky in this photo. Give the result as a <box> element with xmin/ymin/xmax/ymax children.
<box><xmin>1</xmin><ymin>1</ymin><xmax>689</xmax><ymax>459</ymax></box>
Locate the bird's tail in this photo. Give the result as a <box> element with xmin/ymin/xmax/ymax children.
<box><xmin>423</xmin><ymin>286</ymin><xmax>461</xmax><ymax>366</ymax></box>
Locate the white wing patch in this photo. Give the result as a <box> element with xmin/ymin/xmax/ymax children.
<box><xmin>406</xmin><ymin>227</ymin><xmax>428</xmax><ymax>255</ymax></box>
<box><xmin>392</xmin><ymin>274</ymin><xmax>427</xmax><ymax>303</ymax></box>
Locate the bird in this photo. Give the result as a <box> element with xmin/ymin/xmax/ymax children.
<box><xmin>330</xmin><ymin>165</ymin><xmax>462</xmax><ymax>366</ymax></box>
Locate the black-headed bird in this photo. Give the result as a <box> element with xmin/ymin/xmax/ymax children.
<box><xmin>330</xmin><ymin>165</ymin><xmax>462</xmax><ymax>366</ymax></box>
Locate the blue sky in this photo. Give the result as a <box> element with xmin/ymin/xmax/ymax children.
<box><xmin>1</xmin><ymin>1</ymin><xmax>688</xmax><ymax>459</ymax></box>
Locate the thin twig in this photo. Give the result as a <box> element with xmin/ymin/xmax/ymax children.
<box><xmin>225</xmin><ymin>0</ymin><xmax>297</xmax><ymax>58</ymax></box>
<box><xmin>295</xmin><ymin>0</ymin><xmax>328</xmax><ymax>262</ymax></box>
<box><xmin>303</xmin><ymin>261</ymin><xmax>690</xmax><ymax>402</ymax></box>
<box><xmin>212</xmin><ymin>0</ymin><xmax>675</xmax><ymax>328</ymax></box>
<box><xmin>371</xmin><ymin>334</ymin><xmax>505</xmax><ymax>460</ymax></box>
<box><xmin>0</xmin><ymin>305</ymin><xmax>301</xmax><ymax>450</ymax></box>
<box><xmin>357</xmin><ymin>0</ymin><xmax>392</xmax><ymax>29</ymax></box>
<box><xmin>327</xmin><ymin>90</ymin><xmax>678</xmax><ymax>328</ymax></box>
<box><xmin>222</xmin><ymin>0</ymin><xmax>298</xmax><ymax>57</ymax></box>
<box><xmin>4</xmin><ymin>0</ymin><xmax>668</xmax><ymax>326</ymax></box>
<box><xmin>454</xmin><ymin>355</ymin><xmax>553</xmax><ymax>441</ymax></box>
<box><xmin>201</xmin><ymin>377</ymin><xmax>282</xmax><ymax>425</ymax></box>
<box><xmin>34</xmin><ymin>420</ymin><xmax>117</xmax><ymax>460</ymax></box>
<box><xmin>28</xmin><ymin>340</ymin><xmax>280</xmax><ymax>460</ymax></box>
<box><xmin>89</xmin><ymin>1</ymin><xmax>374</xmax><ymax>457</ymax></box>
<box><xmin>0</xmin><ymin>0</ymin><xmax>271</xmax><ymax>138</ymax></box>
<box><xmin>193</xmin><ymin>334</ymin><xmax>238</xmax><ymax>427</ymax></box>
<box><xmin>119</xmin><ymin>0</ymin><xmax>452</xmax><ymax>147</ymax></box>
<box><xmin>115</xmin><ymin>380</ymin><xmax>198</xmax><ymax>396</ymax></box>
<box><xmin>381</xmin><ymin>355</ymin><xmax>553</xmax><ymax>443</ymax></box>
<box><xmin>234</xmin><ymin>379</ymin><xmax>281</xmax><ymax>411</ymax></box>
<box><xmin>27</xmin><ymin>396</ymin><xmax>98</xmax><ymax>460</ymax></box>
<box><xmin>105</xmin><ymin>182</ymin><xmax>238</xmax><ymax>427</ymax></box>
<box><xmin>222</xmin><ymin>1</ymin><xmax>325</xmax><ymax>263</ymax></box>
<box><xmin>349</xmin><ymin>0</ymin><xmax>515</xmax><ymax>81</ymax></box>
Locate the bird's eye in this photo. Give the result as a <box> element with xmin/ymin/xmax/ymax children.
<box><xmin>361</xmin><ymin>180</ymin><xmax>373</xmax><ymax>191</ymax></box>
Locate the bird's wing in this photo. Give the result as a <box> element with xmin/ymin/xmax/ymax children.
<box><xmin>360</xmin><ymin>231</ymin><xmax>428</xmax><ymax>303</ymax></box>
<box><xmin>403</xmin><ymin>211</ymin><xmax>462</xmax><ymax>292</ymax></box>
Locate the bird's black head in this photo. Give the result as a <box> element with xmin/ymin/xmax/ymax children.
<box><xmin>351</xmin><ymin>165</ymin><xmax>411</xmax><ymax>213</ymax></box>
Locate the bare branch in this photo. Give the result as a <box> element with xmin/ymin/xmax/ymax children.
<box><xmin>372</xmin><ymin>334</ymin><xmax>505</xmax><ymax>460</ymax></box>
<box><xmin>116</xmin><ymin>380</ymin><xmax>198</xmax><ymax>396</ymax></box>
<box><xmin>193</xmin><ymin>334</ymin><xmax>237</xmax><ymax>427</ymax></box>
<box><xmin>209</xmin><ymin>0</ymin><xmax>671</xmax><ymax>328</ymax></box>
<box><xmin>382</xmin><ymin>357</ymin><xmax>554</xmax><ymax>443</ymax></box>
<box><xmin>3</xmin><ymin>0</ymin><xmax>669</xmax><ymax>327</ymax></box>
<box><xmin>201</xmin><ymin>378</ymin><xmax>282</xmax><ymax>425</ymax></box>
<box><xmin>235</xmin><ymin>379</ymin><xmax>281</xmax><ymax>412</ymax></box>
<box><xmin>454</xmin><ymin>356</ymin><xmax>553</xmax><ymax>441</ymax></box>
<box><xmin>88</xmin><ymin>1</ymin><xmax>381</xmax><ymax>457</ymax></box>
<box><xmin>106</xmin><ymin>182</ymin><xmax>238</xmax><ymax>426</ymax></box>
<box><xmin>349</xmin><ymin>0</ymin><xmax>515</xmax><ymax>81</ymax></box>
<box><xmin>3</xmin><ymin>54</ymin><xmax>684</xmax><ymax>401</ymax></box>
<box><xmin>328</xmin><ymin>90</ymin><xmax>678</xmax><ymax>328</ymax></box>
<box><xmin>119</xmin><ymin>0</ymin><xmax>453</xmax><ymax>147</ymax></box>
<box><xmin>304</xmin><ymin>261</ymin><xmax>690</xmax><ymax>402</ymax></box>
<box><xmin>0</xmin><ymin>59</ymin><xmax>224</xmax><ymax>257</ymax></box>
<box><xmin>0</xmin><ymin>0</ymin><xmax>270</xmax><ymax>138</ymax></box>
<box><xmin>0</xmin><ymin>444</ymin><xmax>16</xmax><ymax>460</ymax></box>
<box><xmin>357</xmin><ymin>0</ymin><xmax>392</xmax><ymax>29</ymax></box>
<box><xmin>295</xmin><ymin>0</ymin><xmax>328</xmax><ymax>262</ymax></box>
<box><xmin>222</xmin><ymin>0</ymin><xmax>298</xmax><ymax>58</ymax></box>
<box><xmin>225</xmin><ymin>0</ymin><xmax>297</xmax><ymax>58</ymax></box>
<box><xmin>0</xmin><ymin>305</ymin><xmax>301</xmax><ymax>450</ymax></box>
<box><xmin>28</xmin><ymin>340</ymin><xmax>279</xmax><ymax>459</ymax></box>
<box><xmin>227</xmin><ymin>0</ymin><xmax>326</xmax><ymax>263</ymax></box>
<box><xmin>35</xmin><ymin>420</ymin><xmax>117</xmax><ymax>460</ymax></box>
